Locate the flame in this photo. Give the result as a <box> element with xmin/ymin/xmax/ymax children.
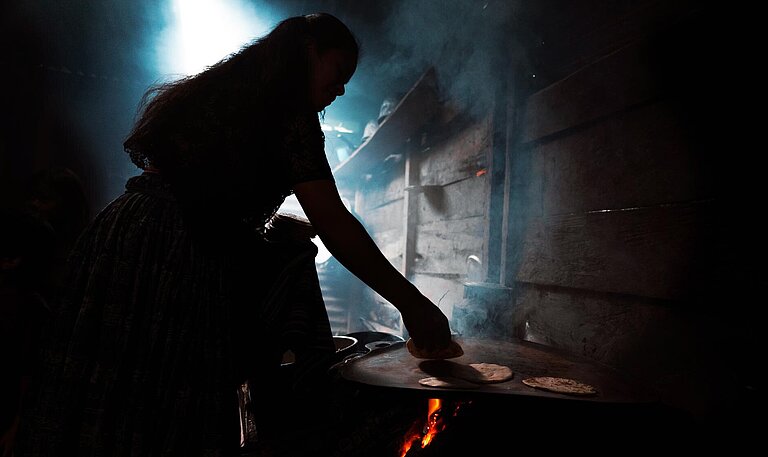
<box><xmin>421</xmin><ymin>399</ymin><xmax>442</xmax><ymax>446</ymax></box>
<box><xmin>400</xmin><ymin>399</ymin><xmax>465</xmax><ymax>457</ymax></box>
<box><xmin>399</xmin><ymin>422</ymin><xmax>422</xmax><ymax>457</ymax></box>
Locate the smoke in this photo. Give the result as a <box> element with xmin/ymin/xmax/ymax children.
<box><xmin>376</xmin><ymin>0</ymin><xmax>519</xmax><ymax>117</ymax></box>
<box><xmin>5</xmin><ymin>0</ymin><xmax>522</xmax><ymax>214</ymax></box>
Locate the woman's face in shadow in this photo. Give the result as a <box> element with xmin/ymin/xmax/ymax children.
<box><xmin>308</xmin><ymin>47</ymin><xmax>357</xmax><ymax>112</ymax></box>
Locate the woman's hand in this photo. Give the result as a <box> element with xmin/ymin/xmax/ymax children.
<box><xmin>399</xmin><ymin>294</ymin><xmax>454</xmax><ymax>354</ymax></box>
<box><xmin>294</xmin><ymin>180</ymin><xmax>458</xmax><ymax>355</ymax></box>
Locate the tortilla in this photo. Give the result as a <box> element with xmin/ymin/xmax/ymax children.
<box><xmin>418</xmin><ymin>360</ymin><xmax>513</xmax><ymax>384</ymax></box>
<box><xmin>406</xmin><ymin>338</ymin><xmax>464</xmax><ymax>359</ymax></box>
<box><xmin>522</xmin><ymin>376</ymin><xmax>598</xmax><ymax>396</ymax></box>
<box><xmin>418</xmin><ymin>376</ymin><xmax>479</xmax><ymax>389</ymax></box>
<box><xmin>466</xmin><ymin>363</ymin><xmax>514</xmax><ymax>383</ymax></box>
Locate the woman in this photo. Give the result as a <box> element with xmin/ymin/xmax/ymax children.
<box><xmin>17</xmin><ymin>12</ymin><xmax>453</xmax><ymax>457</ymax></box>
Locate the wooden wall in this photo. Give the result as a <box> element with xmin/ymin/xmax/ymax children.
<box><xmin>336</xmin><ymin>84</ymin><xmax>492</xmax><ymax>334</ymax></box>
<box><xmin>502</xmin><ymin>0</ymin><xmax>755</xmax><ymax>425</ymax></box>
<box><xmin>331</xmin><ymin>0</ymin><xmax>757</xmax><ymax>429</ymax></box>
<box><xmin>409</xmin><ymin>114</ymin><xmax>490</xmax><ymax>321</ymax></box>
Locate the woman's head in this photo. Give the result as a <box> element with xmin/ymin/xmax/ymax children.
<box><xmin>124</xmin><ymin>12</ymin><xmax>358</xmax><ymax>168</ymax></box>
<box><xmin>302</xmin><ymin>13</ymin><xmax>359</xmax><ymax>111</ymax></box>
<box><xmin>242</xmin><ymin>12</ymin><xmax>358</xmax><ymax>111</ymax></box>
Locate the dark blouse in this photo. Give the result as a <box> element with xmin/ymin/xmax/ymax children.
<box><xmin>18</xmin><ymin>112</ymin><xmax>336</xmax><ymax>456</ymax></box>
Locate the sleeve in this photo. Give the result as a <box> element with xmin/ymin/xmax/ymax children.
<box><xmin>283</xmin><ymin>112</ymin><xmax>335</xmax><ymax>186</ymax></box>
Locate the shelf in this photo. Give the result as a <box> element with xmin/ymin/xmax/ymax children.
<box><xmin>332</xmin><ymin>67</ymin><xmax>441</xmax><ymax>182</ymax></box>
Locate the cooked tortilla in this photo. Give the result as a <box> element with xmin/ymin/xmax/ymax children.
<box><xmin>522</xmin><ymin>376</ymin><xmax>598</xmax><ymax>395</ymax></box>
<box><xmin>406</xmin><ymin>338</ymin><xmax>464</xmax><ymax>359</ymax></box>
<box><xmin>418</xmin><ymin>376</ymin><xmax>479</xmax><ymax>389</ymax></box>
<box><xmin>466</xmin><ymin>363</ymin><xmax>514</xmax><ymax>383</ymax></box>
<box><xmin>418</xmin><ymin>360</ymin><xmax>513</xmax><ymax>384</ymax></box>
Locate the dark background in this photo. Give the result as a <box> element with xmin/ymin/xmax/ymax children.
<box><xmin>1</xmin><ymin>1</ymin><xmax>760</xmax><ymax>440</ymax></box>
<box><xmin>2</xmin><ymin>0</ymin><xmax>515</xmax><ymax>212</ymax></box>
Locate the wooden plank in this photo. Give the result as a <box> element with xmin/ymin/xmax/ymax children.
<box><xmin>418</xmin><ymin>116</ymin><xmax>491</xmax><ymax>186</ymax></box>
<box><xmin>354</xmin><ymin>161</ymin><xmax>405</xmax><ymax>212</ymax></box>
<box><xmin>522</xmin><ymin>38</ymin><xmax>658</xmax><ymax>143</ymax></box>
<box><xmin>514</xmin><ymin>201</ymin><xmax>717</xmax><ymax>300</ymax></box>
<box><xmin>333</xmin><ymin>67</ymin><xmax>440</xmax><ymax>181</ymax></box>
<box><xmin>509</xmin><ymin>284</ymin><xmax>668</xmax><ymax>363</ymax></box>
<box><xmin>402</xmin><ymin>148</ymin><xmax>419</xmax><ymax>277</ymax></box>
<box><xmin>370</xmin><ymin>226</ymin><xmax>402</xmax><ymax>263</ymax></box>
<box><xmin>411</xmin><ymin>274</ymin><xmax>464</xmax><ymax>322</ymax></box>
<box><xmin>358</xmin><ymin>198</ymin><xmax>403</xmax><ymax>233</ymax></box>
<box><xmin>500</xmin><ymin>60</ymin><xmax>523</xmax><ymax>288</ymax></box>
<box><xmin>535</xmin><ymin>100</ymin><xmax>707</xmax><ymax>216</ymax></box>
<box><xmin>508</xmin><ymin>282</ymin><xmax>742</xmax><ymax>417</ymax></box>
<box><xmin>524</xmin><ymin>0</ymin><xmax>700</xmax><ymax>92</ymax></box>
<box><xmin>506</xmin><ymin>141</ymin><xmax>544</xmax><ymax>223</ymax></box>
<box><xmin>412</xmin><ymin>216</ymin><xmax>485</xmax><ymax>276</ymax></box>
<box><xmin>485</xmin><ymin>93</ymin><xmax>508</xmax><ymax>284</ymax></box>
<box><xmin>416</xmin><ymin>177</ymin><xmax>487</xmax><ymax>224</ymax></box>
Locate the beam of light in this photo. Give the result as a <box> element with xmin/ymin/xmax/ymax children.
<box><xmin>320</xmin><ymin>123</ymin><xmax>355</xmax><ymax>134</ymax></box>
<box><xmin>278</xmin><ymin>195</ymin><xmax>332</xmax><ymax>263</ymax></box>
<box><xmin>334</xmin><ymin>125</ymin><xmax>354</xmax><ymax>134</ymax></box>
<box><xmin>157</xmin><ymin>0</ymin><xmax>272</xmax><ymax>77</ymax></box>
<box><xmin>153</xmin><ymin>1</ymin><xmax>353</xmax><ymax>267</ymax></box>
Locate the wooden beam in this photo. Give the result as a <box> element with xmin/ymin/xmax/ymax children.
<box><xmin>401</xmin><ymin>147</ymin><xmax>418</xmax><ymax>278</ymax></box>
<box><xmin>332</xmin><ymin>67</ymin><xmax>440</xmax><ymax>182</ymax></box>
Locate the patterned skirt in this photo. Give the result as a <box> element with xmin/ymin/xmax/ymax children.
<box><xmin>17</xmin><ymin>173</ymin><xmax>335</xmax><ymax>456</ymax></box>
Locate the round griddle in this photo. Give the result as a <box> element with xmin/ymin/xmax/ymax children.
<box><xmin>336</xmin><ymin>336</ymin><xmax>657</xmax><ymax>404</ymax></box>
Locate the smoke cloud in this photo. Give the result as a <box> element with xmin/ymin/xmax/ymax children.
<box><xmin>375</xmin><ymin>0</ymin><xmax>519</xmax><ymax>118</ymax></box>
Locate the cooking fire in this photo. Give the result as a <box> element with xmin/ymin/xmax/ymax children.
<box><xmin>399</xmin><ymin>399</ymin><xmax>468</xmax><ymax>457</ymax></box>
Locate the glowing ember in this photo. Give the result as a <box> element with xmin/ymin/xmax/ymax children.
<box><xmin>399</xmin><ymin>399</ymin><xmax>465</xmax><ymax>457</ymax></box>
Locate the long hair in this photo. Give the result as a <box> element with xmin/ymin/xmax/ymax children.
<box><xmin>123</xmin><ymin>12</ymin><xmax>359</xmax><ymax>172</ymax></box>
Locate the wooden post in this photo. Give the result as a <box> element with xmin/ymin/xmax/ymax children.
<box><xmin>483</xmin><ymin>81</ymin><xmax>508</xmax><ymax>284</ymax></box>
<box><xmin>401</xmin><ymin>143</ymin><xmax>419</xmax><ymax>279</ymax></box>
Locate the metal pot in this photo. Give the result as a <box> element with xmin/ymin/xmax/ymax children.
<box><xmin>281</xmin><ymin>335</ymin><xmax>360</xmax><ymax>366</ymax></box>
<box><xmin>332</xmin><ymin>335</ymin><xmax>358</xmax><ymax>360</ymax></box>
<box><xmin>344</xmin><ymin>331</ymin><xmax>404</xmax><ymax>352</ymax></box>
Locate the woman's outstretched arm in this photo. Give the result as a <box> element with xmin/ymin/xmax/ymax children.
<box><xmin>294</xmin><ymin>179</ymin><xmax>452</xmax><ymax>352</ymax></box>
